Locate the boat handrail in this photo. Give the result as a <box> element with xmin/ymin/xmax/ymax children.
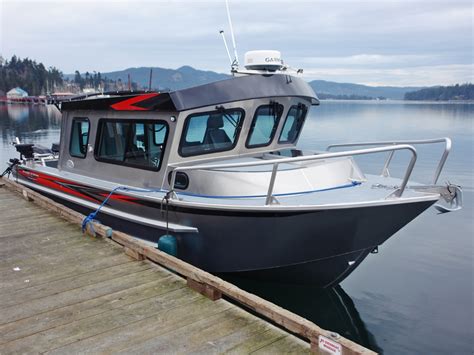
<box><xmin>168</xmin><ymin>144</ymin><xmax>417</xmax><ymax>205</ymax></box>
<box><xmin>326</xmin><ymin>137</ymin><xmax>451</xmax><ymax>185</ymax></box>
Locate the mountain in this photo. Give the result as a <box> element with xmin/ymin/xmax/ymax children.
<box><xmin>66</xmin><ymin>66</ymin><xmax>425</xmax><ymax>99</ymax></box>
<box><xmin>66</xmin><ymin>66</ymin><xmax>230</xmax><ymax>91</ymax></box>
<box><xmin>308</xmin><ymin>80</ymin><xmax>424</xmax><ymax>100</ymax></box>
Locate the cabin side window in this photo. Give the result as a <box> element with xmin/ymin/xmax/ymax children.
<box><xmin>69</xmin><ymin>118</ymin><xmax>90</xmax><ymax>158</ymax></box>
<box><xmin>95</xmin><ymin>119</ymin><xmax>169</xmax><ymax>171</ymax></box>
<box><xmin>246</xmin><ymin>103</ymin><xmax>284</xmax><ymax>148</ymax></box>
<box><xmin>179</xmin><ymin>109</ymin><xmax>244</xmax><ymax>157</ymax></box>
<box><xmin>278</xmin><ymin>104</ymin><xmax>308</xmax><ymax>144</ymax></box>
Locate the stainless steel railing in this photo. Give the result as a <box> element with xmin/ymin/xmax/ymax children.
<box><xmin>168</xmin><ymin>144</ymin><xmax>418</xmax><ymax>205</ymax></box>
<box><xmin>326</xmin><ymin>137</ymin><xmax>451</xmax><ymax>185</ymax></box>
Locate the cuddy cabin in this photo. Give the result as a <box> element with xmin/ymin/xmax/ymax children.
<box><xmin>54</xmin><ymin>74</ymin><xmax>362</xmax><ymax>199</ymax></box>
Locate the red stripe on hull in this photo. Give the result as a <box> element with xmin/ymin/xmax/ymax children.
<box><xmin>17</xmin><ymin>168</ymin><xmax>139</xmax><ymax>205</ymax></box>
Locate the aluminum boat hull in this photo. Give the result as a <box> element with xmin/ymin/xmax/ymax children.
<box><xmin>16</xmin><ymin>171</ymin><xmax>435</xmax><ymax>287</ymax></box>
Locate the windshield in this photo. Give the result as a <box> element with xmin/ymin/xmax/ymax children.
<box><xmin>279</xmin><ymin>104</ymin><xmax>308</xmax><ymax>144</ymax></box>
<box><xmin>246</xmin><ymin>103</ymin><xmax>283</xmax><ymax>148</ymax></box>
<box><xmin>179</xmin><ymin>108</ymin><xmax>244</xmax><ymax>157</ymax></box>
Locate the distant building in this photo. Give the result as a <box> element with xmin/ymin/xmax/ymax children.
<box><xmin>7</xmin><ymin>87</ymin><xmax>28</xmax><ymax>99</ymax></box>
<box><xmin>82</xmin><ymin>88</ymin><xmax>98</xmax><ymax>94</ymax></box>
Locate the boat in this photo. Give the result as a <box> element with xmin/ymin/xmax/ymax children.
<box><xmin>4</xmin><ymin>49</ymin><xmax>462</xmax><ymax>287</ymax></box>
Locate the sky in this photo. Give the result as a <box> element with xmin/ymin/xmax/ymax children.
<box><xmin>0</xmin><ymin>0</ymin><xmax>472</xmax><ymax>87</ymax></box>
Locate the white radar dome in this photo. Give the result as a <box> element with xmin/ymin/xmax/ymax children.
<box><xmin>244</xmin><ymin>50</ymin><xmax>283</xmax><ymax>71</ymax></box>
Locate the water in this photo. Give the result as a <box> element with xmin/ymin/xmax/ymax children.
<box><xmin>1</xmin><ymin>101</ymin><xmax>472</xmax><ymax>354</ymax></box>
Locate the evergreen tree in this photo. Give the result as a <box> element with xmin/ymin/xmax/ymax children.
<box><xmin>405</xmin><ymin>84</ymin><xmax>474</xmax><ymax>101</ymax></box>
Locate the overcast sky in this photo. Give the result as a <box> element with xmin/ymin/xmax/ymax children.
<box><xmin>1</xmin><ymin>0</ymin><xmax>472</xmax><ymax>86</ymax></box>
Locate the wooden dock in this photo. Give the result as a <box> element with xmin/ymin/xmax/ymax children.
<box><xmin>0</xmin><ymin>178</ymin><xmax>374</xmax><ymax>354</ymax></box>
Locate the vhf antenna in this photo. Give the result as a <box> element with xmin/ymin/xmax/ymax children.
<box><xmin>220</xmin><ymin>0</ymin><xmax>239</xmax><ymax>72</ymax></box>
<box><xmin>220</xmin><ymin>30</ymin><xmax>233</xmax><ymax>67</ymax></box>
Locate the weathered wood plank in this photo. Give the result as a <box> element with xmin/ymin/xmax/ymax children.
<box><xmin>44</xmin><ymin>297</ymin><xmax>232</xmax><ymax>354</ymax></box>
<box><xmin>191</xmin><ymin>314</ymin><xmax>291</xmax><ymax>354</ymax></box>
<box><xmin>0</xmin><ymin>260</ymin><xmax>152</xmax><ymax>308</ymax></box>
<box><xmin>0</xmin><ymin>276</ymin><xmax>183</xmax><ymax>344</ymax></box>
<box><xmin>225</xmin><ymin>328</ymin><xmax>289</xmax><ymax>354</ymax></box>
<box><xmin>0</xmin><ymin>230</ymin><xmax>101</xmax><ymax>263</ymax></box>
<box><xmin>0</xmin><ymin>253</ymin><xmax>131</xmax><ymax>293</ymax></box>
<box><xmin>253</xmin><ymin>335</ymin><xmax>312</xmax><ymax>354</ymax></box>
<box><xmin>115</xmin><ymin>307</ymin><xmax>259</xmax><ymax>354</ymax></box>
<box><xmin>4</xmin><ymin>288</ymin><xmax>206</xmax><ymax>354</ymax></box>
<box><xmin>0</xmin><ymin>268</ymin><xmax>164</xmax><ymax>325</ymax></box>
<box><xmin>187</xmin><ymin>277</ymin><xmax>222</xmax><ymax>301</ymax></box>
<box><xmin>124</xmin><ymin>246</ymin><xmax>145</xmax><ymax>260</ymax></box>
<box><xmin>0</xmin><ymin>243</ymin><xmax>128</xmax><ymax>285</ymax></box>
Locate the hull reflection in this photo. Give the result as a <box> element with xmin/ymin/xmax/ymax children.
<box><xmin>222</xmin><ymin>276</ymin><xmax>381</xmax><ymax>353</ymax></box>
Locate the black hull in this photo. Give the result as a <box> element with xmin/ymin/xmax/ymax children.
<box><xmin>19</xmin><ymin>178</ymin><xmax>435</xmax><ymax>287</ymax></box>
<box><xmin>229</xmin><ymin>249</ymin><xmax>372</xmax><ymax>287</ymax></box>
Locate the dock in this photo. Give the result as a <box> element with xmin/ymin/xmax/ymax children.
<box><xmin>0</xmin><ymin>178</ymin><xmax>374</xmax><ymax>354</ymax></box>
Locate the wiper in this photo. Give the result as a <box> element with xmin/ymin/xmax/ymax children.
<box><xmin>223</xmin><ymin>113</ymin><xmax>238</xmax><ymax>127</ymax></box>
<box><xmin>270</xmin><ymin>101</ymin><xmax>280</xmax><ymax>122</ymax></box>
<box><xmin>215</xmin><ymin>105</ymin><xmax>238</xmax><ymax>128</ymax></box>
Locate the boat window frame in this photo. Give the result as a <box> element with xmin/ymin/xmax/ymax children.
<box><xmin>69</xmin><ymin>117</ymin><xmax>90</xmax><ymax>159</ymax></box>
<box><xmin>94</xmin><ymin>118</ymin><xmax>170</xmax><ymax>172</ymax></box>
<box><xmin>245</xmin><ymin>103</ymin><xmax>284</xmax><ymax>149</ymax></box>
<box><xmin>278</xmin><ymin>104</ymin><xmax>308</xmax><ymax>144</ymax></box>
<box><xmin>178</xmin><ymin>108</ymin><xmax>246</xmax><ymax>158</ymax></box>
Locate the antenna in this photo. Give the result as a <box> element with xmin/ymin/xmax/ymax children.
<box><xmin>148</xmin><ymin>68</ymin><xmax>153</xmax><ymax>91</ymax></box>
<box><xmin>225</xmin><ymin>0</ymin><xmax>239</xmax><ymax>68</ymax></box>
<box><xmin>220</xmin><ymin>30</ymin><xmax>233</xmax><ymax>66</ymax></box>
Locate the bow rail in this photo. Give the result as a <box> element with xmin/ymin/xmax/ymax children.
<box><xmin>168</xmin><ymin>144</ymin><xmax>418</xmax><ymax>205</ymax></box>
<box><xmin>326</xmin><ymin>137</ymin><xmax>451</xmax><ymax>185</ymax></box>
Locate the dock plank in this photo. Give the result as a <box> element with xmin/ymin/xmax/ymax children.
<box><xmin>191</xmin><ymin>315</ymin><xmax>291</xmax><ymax>354</ymax></box>
<box><xmin>0</xmin><ymin>260</ymin><xmax>152</xmax><ymax>308</ymax></box>
<box><xmin>0</xmin><ymin>253</ymin><xmax>133</xmax><ymax>293</ymax></box>
<box><xmin>253</xmin><ymin>335</ymin><xmax>312</xmax><ymax>354</ymax></box>
<box><xmin>0</xmin><ymin>267</ymin><xmax>164</xmax><ymax>325</ymax></box>
<box><xmin>0</xmin><ymin>277</ymin><xmax>181</xmax><ymax>344</ymax></box>
<box><xmin>0</xmin><ymin>181</ymin><xmax>370</xmax><ymax>354</ymax></box>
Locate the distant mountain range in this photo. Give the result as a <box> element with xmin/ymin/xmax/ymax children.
<box><xmin>66</xmin><ymin>66</ymin><xmax>229</xmax><ymax>91</ymax></box>
<box><xmin>67</xmin><ymin>66</ymin><xmax>424</xmax><ymax>99</ymax></box>
<box><xmin>308</xmin><ymin>80</ymin><xmax>424</xmax><ymax>100</ymax></box>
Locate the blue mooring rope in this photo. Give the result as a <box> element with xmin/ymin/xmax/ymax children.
<box><xmin>81</xmin><ymin>186</ymin><xmax>166</xmax><ymax>234</ymax></box>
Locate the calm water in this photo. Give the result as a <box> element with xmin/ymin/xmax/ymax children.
<box><xmin>1</xmin><ymin>101</ymin><xmax>472</xmax><ymax>354</ymax></box>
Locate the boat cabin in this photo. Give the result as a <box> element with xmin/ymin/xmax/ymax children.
<box><xmin>58</xmin><ymin>74</ymin><xmax>319</xmax><ymax>190</ymax></box>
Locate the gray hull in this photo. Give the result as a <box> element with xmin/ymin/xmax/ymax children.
<box><xmin>28</xmin><ymin>183</ymin><xmax>434</xmax><ymax>287</ymax></box>
<box><xmin>170</xmin><ymin>200</ymin><xmax>434</xmax><ymax>286</ymax></box>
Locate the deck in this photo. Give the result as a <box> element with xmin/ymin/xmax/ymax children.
<box><xmin>0</xmin><ymin>178</ymin><xmax>374</xmax><ymax>354</ymax></box>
